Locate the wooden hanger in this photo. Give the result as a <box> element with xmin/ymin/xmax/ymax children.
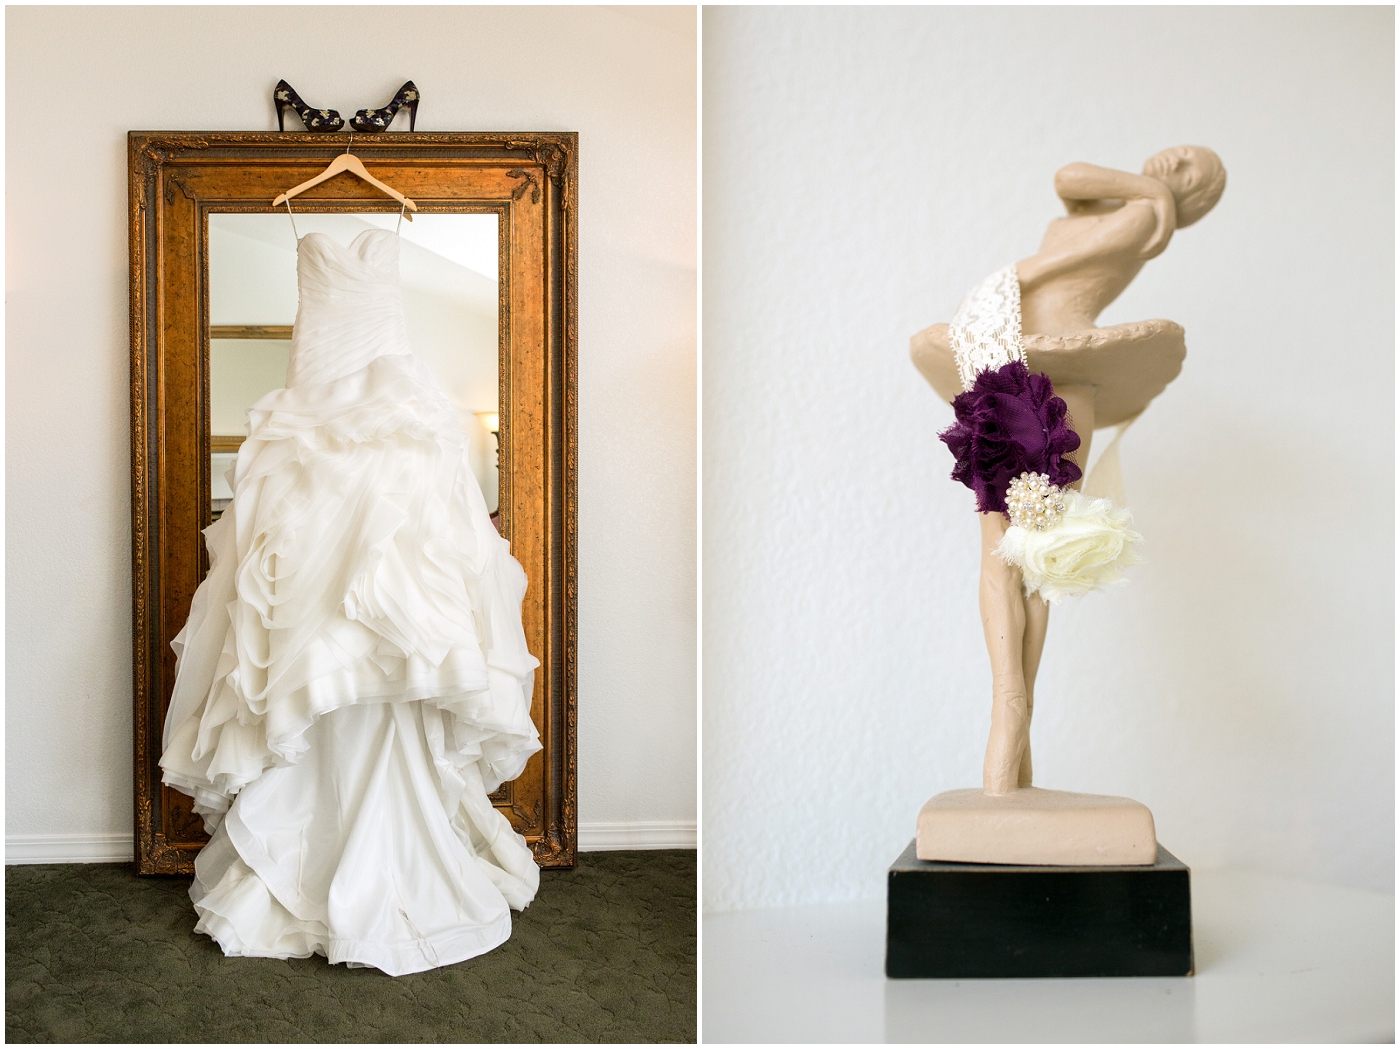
<box><xmin>272</xmin><ymin>133</ymin><xmax>417</xmax><ymax>220</ymax></box>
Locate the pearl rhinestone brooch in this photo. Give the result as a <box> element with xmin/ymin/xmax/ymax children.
<box><xmin>1005</xmin><ymin>472</ymin><xmax>1066</xmax><ymax>532</ymax></box>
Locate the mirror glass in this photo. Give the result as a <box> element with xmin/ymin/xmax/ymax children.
<box><xmin>207</xmin><ymin>212</ymin><xmax>500</xmax><ymax>523</ymax></box>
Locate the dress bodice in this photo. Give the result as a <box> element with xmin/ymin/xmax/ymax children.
<box><xmin>285</xmin><ymin>229</ymin><xmax>412</xmax><ymax>388</ymax></box>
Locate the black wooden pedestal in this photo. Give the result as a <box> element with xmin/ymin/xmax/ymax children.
<box><xmin>886</xmin><ymin>839</ymin><xmax>1193</xmax><ymax>978</ymax></box>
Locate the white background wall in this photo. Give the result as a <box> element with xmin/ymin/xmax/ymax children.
<box><xmin>703</xmin><ymin>6</ymin><xmax>1392</xmax><ymax>908</ymax></box>
<box><xmin>7</xmin><ymin>5</ymin><xmax>697</xmax><ymax>857</ymax></box>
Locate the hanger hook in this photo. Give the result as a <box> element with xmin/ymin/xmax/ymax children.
<box><xmin>345</xmin><ymin>131</ymin><xmax>354</xmax><ymax>155</ymax></box>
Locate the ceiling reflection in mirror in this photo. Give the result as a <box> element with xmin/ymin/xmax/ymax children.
<box><xmin>207</xmin><ymin>212</ymin><xmax>500</xmax><ymax>524</ymax></box>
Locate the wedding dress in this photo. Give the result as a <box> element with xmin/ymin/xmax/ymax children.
<box><xmin>160</xmin><ymin>222</ymin><xmax>541</xmax><ymax>976</ymax></box>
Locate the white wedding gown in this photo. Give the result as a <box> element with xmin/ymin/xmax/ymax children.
<box><xmin>160</xmin><ymin>227</ymin><xmax>541</xmax><ymax>976</ymax></box>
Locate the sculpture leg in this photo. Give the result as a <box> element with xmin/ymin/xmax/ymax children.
<box><xmin>1017</xmin><ymin>595</ymin><xmax>1048</xmax><ymax>787</ymax></box>
<box><xmin>1013</xmin><ymin>383</ymin><xmax>1095</xmax><ymax>789</ymax></box>
<box><xmin>979</xmin><ymin>512</ymin><xmax>1029</xmax><ymax>794</ymax></box>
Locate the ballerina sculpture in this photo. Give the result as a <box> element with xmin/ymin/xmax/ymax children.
<box><xmin>910</xmin><ymin>146</ymin><xmax>1225</xmax><ymax>865</ymax></box>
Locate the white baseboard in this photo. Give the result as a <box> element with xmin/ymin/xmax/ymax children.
<box><xmin>7</xmin><ymin>833</ymin><xmax>135</xmax><ymax>865</ymax></box>
<box><xmin>578</xmin><ymin>820</ymin><xmax>696</xmax><ymax>851</ymax></box>
<box><xmin>7</xmin><ymin>821</ymin><xmax>697</xmax><ymax>864</ymax></box>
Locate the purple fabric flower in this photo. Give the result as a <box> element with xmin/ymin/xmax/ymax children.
<box><xmin>938</xmin><ymin>360</ymin><xmax>1082</xmax><ymax>514</ymax></box>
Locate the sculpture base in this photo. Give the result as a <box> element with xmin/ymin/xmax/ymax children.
<box><xmin>886</xmin><ymin>839</ymin><xmax>1193</xmax><ymax>978</ymax></box>
<box><xmin>917</xmin><ymin>787</ymin><xmax>1157</xmax><ymax>866</ymax></box>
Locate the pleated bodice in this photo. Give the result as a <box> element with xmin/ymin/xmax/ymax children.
<box><xmin>285</xmin><ymin>229</ymin><xmax>413</xmax><ymax>388</ymax></box>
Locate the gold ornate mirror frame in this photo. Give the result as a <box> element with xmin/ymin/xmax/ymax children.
<box><xmin>129</xmin><ymin>131</ymin><xmax>576</xmax><ymax>873</ymax></box>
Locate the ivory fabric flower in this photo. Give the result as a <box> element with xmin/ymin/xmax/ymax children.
<box><xmin>995</xmin><ymin>489</ymin><xmax>1144</xmax><ymax>603</ymax></box>
<box><xmin>938</xmin><ymin>360</ymin><xmax>1081</xmax><ymax>514</ymax></box>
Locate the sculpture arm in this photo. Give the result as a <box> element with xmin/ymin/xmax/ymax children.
<box><xmin>1053</xmin><ymin>162</ymin><xmax>1177</xmax><ymax>259</ymax></box>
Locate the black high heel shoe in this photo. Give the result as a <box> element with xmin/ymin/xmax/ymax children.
<box><xmin>351</xmin><ymin>81</ymin><xmax>420</xmax><ymax>133</ymax></box>
<box><xmin>273</xmin><ymin>80</ymin><xmax>344</xmax><ymax>133</ymax></box>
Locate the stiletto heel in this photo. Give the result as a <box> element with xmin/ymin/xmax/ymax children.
<box><xmin>273</xmin><ymin>80</ymin><xmax>344</xmax><ymax>133</ymax></box>
<box><xmin>351</xmin><ymin>81</ymin><xmax>420</xmax><ymax>133</ymax></box>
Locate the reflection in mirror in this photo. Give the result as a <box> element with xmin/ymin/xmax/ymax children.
<box><xmin>208</xmin><ymin>212</ymin><xmax>500</xmax><ymax>525</ymax></box>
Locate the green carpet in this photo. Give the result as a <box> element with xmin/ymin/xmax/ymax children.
<box><xmin>6</xmin><ymin>850</ymin><xmax>696</xmax><ymax>1043</ymax></box>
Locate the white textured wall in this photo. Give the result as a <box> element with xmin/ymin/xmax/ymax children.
<box><xmin>7</xmin><ymin>5</ymin><xmax>696</xmax><ymax>853</ymax></box>
<box><xmin>703</xmin><ymin>6</ymin><xmax>1392</xmax><ymax>908</ymax></box>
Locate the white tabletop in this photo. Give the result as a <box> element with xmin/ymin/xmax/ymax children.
<box><xmin>702</xmin><ymin>867</ymin><xmax>1393</xmax><ymax>1043</ymax></box>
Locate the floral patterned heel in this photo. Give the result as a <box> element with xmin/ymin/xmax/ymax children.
<box><xmin>273</xmin><ymin>80</ymin><xmax>344</xmax><ymax>133</ymax></box>
<box><xmin>350</xmin><ymin>81</ymin><xmax>420</xmax><ymax>133</ymax></box>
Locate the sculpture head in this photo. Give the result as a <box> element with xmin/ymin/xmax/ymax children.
<box><xmin>1142</xmin><ymin>146</ymin><xmax>1226</xmax><ymax>228</ymax></box>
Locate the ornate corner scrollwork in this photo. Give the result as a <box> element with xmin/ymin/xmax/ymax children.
<box><xmin>145</xmin><ymin>835</ymin><xmax>191</xmax><ymax>874</ymax></box>
<box><xmin>138</xmin><ymin>136</ymin><xmax>210</xmax><ymax>213</ymax></box>
<box><xmin>506</xmin><ymin>792</ymin><xmax>541</xmax><ymax>833</ymax></box>
<box><xmin>140</xmin><ymin>146</ymin><xmax>166</xmax><ymax>176</ymax></box>
<box><xmin>536</xmin><ymin>142</ymin><xmax>568</xmax><ymax>181</ymax></box>
<box><xmin>164</xmin><ymin>175</ymin><xmax>197</xmax><ymax>205</ymax></box>
<box><xmin>505</xmin><ymin>137</ymin><xmax>575</xmax><ymax>210</ymax></box>
<box><xmin>140</xmin><ymin>136</ymin><xmax>211</xmax><ymax>175</ymax></box>
<box><xmin>507</xmin><ymin>168</ymin><xmax>540</xmax><ymax>204</ymax></box>
<box><xmin>531</xmin><ymin>831</ymin><xmax>573</xmax><ymax>866</ymax></box>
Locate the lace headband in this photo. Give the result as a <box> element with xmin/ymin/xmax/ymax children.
<box><xmin>939</xmin><ymin>266</ymin><xmax>1142</xmax><ymax>603</ymax></box>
